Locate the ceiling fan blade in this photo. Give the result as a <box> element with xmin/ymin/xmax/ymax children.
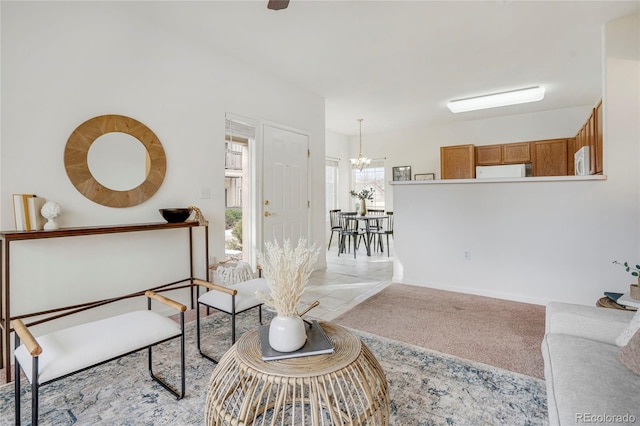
<box><xmin>267</xmin><ymin>0</ymin><xmax>289</xmax><ymax>10</ymax></box>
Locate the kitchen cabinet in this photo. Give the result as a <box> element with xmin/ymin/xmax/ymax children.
<box><xmin>476</xmin><ymin>144</ymin><xmax>502</xmax><ymax>165</ymax></box>
<box><xmin>531</xmin><ymin>139</ymin><xmax>569</xmax><ymax>177</ymax></box>
<box><xmin>441</xmin><ymin>144</ymin><xmax>475</xmax><ymax>179</ymax></box>
<box><xmin>595</xmin><ymin>100</ymin><xmax>603</xmax><ymax>174</ymax></box>
<box><xmin>567</xmin><ymin>138</ymin><xmax>576</xmax><ymax>176</ymax></box>
<box><xmin>503</xmin><ymin>142</ymin><xmax>531</xmax><ymax>163</ymax></box>
<box><xmin>572</xmin><ymin>98</ymin><xmax>603</xmax><ymax>175</ymax></box>
<box><xmin>476</xmin><ymin>142</ymin><xmax>530</xmax><ymax>166</ymax></box>
<box><xmin>587</xmin><ymin>112</ymin><xmax>596</xmax><ymax>174</ymax></box>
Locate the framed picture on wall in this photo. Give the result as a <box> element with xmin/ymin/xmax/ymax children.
<box><xmin>392</xmin><ymin>166</ymin><xmax>412</xmax><ymax>181</ymax></box>
<box><xmin>414</xmin><ymin>173</ymin><xmax>436</xmax><ymax>180</ymax></box>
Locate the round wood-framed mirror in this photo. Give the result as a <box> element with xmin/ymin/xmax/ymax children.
<box><xmin>64</xmin><ymin>114</ymin><xmax>166</xmax><ymax>208</ymax></box>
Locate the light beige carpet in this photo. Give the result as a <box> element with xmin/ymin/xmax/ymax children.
<box><xmin>333</xmin><ymin>283</ymin><xmax>546</xmax><ymax>379</ymax></box>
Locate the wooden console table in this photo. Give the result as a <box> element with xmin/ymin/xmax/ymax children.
<box><xmin>205</xmin><ymin>322</ymin><xmax>389</xmax><ymax>425</ymax></box>
<box><xmin>0</xmin><ymin>221</ymin><xmax>208</xmax><ymax>382</ymax></box>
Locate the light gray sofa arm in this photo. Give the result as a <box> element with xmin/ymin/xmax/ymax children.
<box><xmin>546</xmin><ymin>301</ymin><xmax>634</xmax><ymax>345</ymax></box>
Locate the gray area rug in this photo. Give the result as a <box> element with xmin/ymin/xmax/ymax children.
<box><xmin>0</xmin><ymin>309</ymin><xmax>547</xmax><ymax>425</ymax></box>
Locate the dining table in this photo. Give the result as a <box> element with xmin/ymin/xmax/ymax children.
<box><xmin>339</xmin><ymin>213</ymin><xmax>388</xmax><ymax>257</ymax></box>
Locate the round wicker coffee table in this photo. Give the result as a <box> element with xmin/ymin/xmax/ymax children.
<box><xmin>205</xmin><ymin>322</ymin><xmax>389</xmax><ymax>425</ymax></box>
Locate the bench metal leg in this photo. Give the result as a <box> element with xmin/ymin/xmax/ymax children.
<box><xmin>197</xmin><ymin>299</ymin><xmax>223</xmax><ymax>364</ymax></box>
<box><xmin>231</xmin><ymin>302</ymin><xmax>236</xmax><ymax>344</ymax></box>
<box><xmin>31</xmin><ymin>358</ymin><xmax>39</xmax><ymax>426</ymax></box>
<box><xmin>14</xmin><ymin>333</ymin><xmax>40</xmax><ymax>426</ymax></box>
<box><xmin>14</xmin><ymin>349</ymin><xmax>19</xmax><ymax>425</ymax></box>
<box><xmin>147</xmin><ymin>312</ymin><xmax>185</xmax><ymax>400</ymax></box>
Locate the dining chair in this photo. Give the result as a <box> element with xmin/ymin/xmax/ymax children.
<box><xmin>360</xmin><ymin>208</ymin><xmax>384</xmax><ymax>250</ymax></box>
<box><xmin>373</xmin><ymin>212</ymin><xmax>394</xmax><ymax>257</ymax></box>
<box><xmin>366</xmin><ymin>209</ymin><xmax>385</xmax><ymax>245</ymax></box>
<box><xmin>338</xmin><ymin>213</ymin><xmax>367</xmax><ymax>258</ymax></box>
<box><xmin>328</xmin><ymin>209</ymin><xmax>342</xmax><ymax>250</ymax></box>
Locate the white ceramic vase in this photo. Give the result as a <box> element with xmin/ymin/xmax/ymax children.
<box><xmin>269</xmin><ymin>315</ymin><xmax>307</xmax><ymax>352</ymax></box>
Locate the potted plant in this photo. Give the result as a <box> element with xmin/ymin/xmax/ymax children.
<box><xmin>256</xmin><ymin>238</ymin><xmax>320</xmax><ymax>352</ymax></box>
<box><xmin>613</xmin><ymin>260</ymin><xmax>640</xmax><ymax>300</ymax></box>
<box><xmin>350</xmin><ymin>187</ymin><xmax>375</xmax><ymax>216</ymax></box>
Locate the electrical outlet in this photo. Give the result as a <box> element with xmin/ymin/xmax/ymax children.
<box><xmin>464</xmin><ymin>249</ymin><xmax>471</xmax><ymax>260</ymax></box>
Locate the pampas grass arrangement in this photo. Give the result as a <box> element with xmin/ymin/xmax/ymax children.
<box><xmin>256</xmin><ymin>238</ymin><xmax>320</xmax><ymax>317</ymax></box>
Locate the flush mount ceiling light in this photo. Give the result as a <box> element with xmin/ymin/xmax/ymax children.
<box><xmin>447</xmin><ymin>86</ymin><xmax>545</xmax><ymax>113</ymax></box>
<box><xmin>350</xmin><ymin>118</ymin><xmax>371</xmax><ymax>171</ymax></box>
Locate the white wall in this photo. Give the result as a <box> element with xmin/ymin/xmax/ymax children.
<box><xmin>392</xmin><ymin>13</ymin><xmax>640</xmax><ymax>306</ymax></box>
<box><xmin>0</xmin><ymin>2</ymin><xmax>325</xmax><ymax>327</ymax></box>
<box><xmin>325</xmin><ymin>130</ymin><xmax>352</xmax><ymax>212</ymax></box>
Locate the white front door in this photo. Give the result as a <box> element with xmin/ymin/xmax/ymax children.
<box><xmin>262</xmin><ymin>124</ymin><xmax>309</xmax><ymax>246</ymax></box>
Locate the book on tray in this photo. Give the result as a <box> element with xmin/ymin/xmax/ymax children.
<box><xmin>604</xmin><ymin>292</ymin><xmax>624</xmax><ymax>303</ymax></box>
<box><xmin>259</xmin><ymin>320</ymin><xmax>334</xmax><ymax>361</ymax></box>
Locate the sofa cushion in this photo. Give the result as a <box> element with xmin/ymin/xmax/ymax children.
<box><xmin>542</xmin><ymin>333</ymin><xmax>640</xmax><ymax>425</ymax></box>
<box><xmin>546</xmin><ymin>301</ymin><xmax>634</xmax><ymax>346</ymax></box>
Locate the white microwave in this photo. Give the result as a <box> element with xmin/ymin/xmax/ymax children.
<box><xmin>575</xmin><ymin>146</ymin><xmax>590</xmax><ymax>176</ymax></box>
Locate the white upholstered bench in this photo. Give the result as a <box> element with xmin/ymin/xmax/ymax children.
<box><xmin>12</xmin><ymin>290</ymin><xmax>187</xmax><ymax>426</ymax></box>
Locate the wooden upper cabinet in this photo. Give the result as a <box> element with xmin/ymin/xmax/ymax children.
<box><xmin>476</xmin><ymin>145</ymin><xmax>502</xmax><ymax>165</ymax></box>
<box><xmin>571</xmin><ymin>99</ymin><xmax>603</xmax><ymax>175</ymax></box>
<box><xmin>586</xmin><ymin>111</ymin><xmax>597</xmax><ymax>174</ymax></box>
<box><xmin>441</xmin><ymin>144</ymin><xmax>476</xmax><ymax>179</ymax></box>
<box><xmin>532</xmin><ymin>139</ymin><xmax>568</xmax><ymax>176</ymax></box>
<box><xmin>476</xmin><ymin>142</ymin><xmax>530</xmax><ymax>166</ymax></box>
<box><xmin>567</xmin><ymin>137</ymin><xmax>576</xmax><ymax>176</ymax></box>
<box><xmin>595</xmin><ymin>100</ymin><xmax>603</xmax><ymax>174</ymax></box>
<box><xmin>503</xmin><ymin>142</ymin><xmax>531</xmax><ymax>163</ymax></box>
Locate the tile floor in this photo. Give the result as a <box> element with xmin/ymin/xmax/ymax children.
<box><xmin>302</xmin><ymin>238</ymin><xmax>393</xmax><ymax>321</ymax></box>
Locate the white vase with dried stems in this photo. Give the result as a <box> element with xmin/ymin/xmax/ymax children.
<box><xmin>256</xmin><ymin>238</ymin><xmax>320</xmax><ymax>352</ymax></box>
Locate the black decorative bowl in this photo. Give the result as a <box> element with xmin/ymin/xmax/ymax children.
<box><xmin>159</xmin><ymin>208</ymin><xmax>192</xmax><ymax>223</ymax></box>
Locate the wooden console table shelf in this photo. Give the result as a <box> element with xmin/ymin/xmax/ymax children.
<box><xmin>1</xmin><ymin>221</ymin><xmax>197</xmax><ymax>241</ymax></box>
<box><xmin>0</xmin><ymin>221</ymin><xmax>209</xmax><ymax>382</ymax></box>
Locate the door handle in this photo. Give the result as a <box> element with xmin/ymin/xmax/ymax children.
<box><xmin>264</xmin><ymin>211</ymin><xmax>273</xmax><ymax>217</ymax></box>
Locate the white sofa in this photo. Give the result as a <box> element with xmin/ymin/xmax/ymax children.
<box><xmin>542</xmin><ymin>302</ymin><xmax>640</xmax><ymax>425</ymax></box>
